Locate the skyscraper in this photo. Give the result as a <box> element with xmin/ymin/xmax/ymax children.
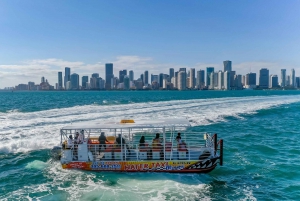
<box><xmin>105</xmin><ymin>63</ymin><xmax>113</xmax><ymax>89</ymax></box>
<box><xmin>119</xmin><ymin>70</ymin><xmax>127</xmax><ymax>83</ymax></box>
<box><xmin>291</xmin><ymin>68</ymin><xmax>295</xmax><ymax>88</ymax></box>
<box><xmin>189</xmin><ymin>68</ymin><xmax>195</xmax><ymax>89</ymax></box>
<box><xmin>64</xmin><ymin>67</ymin><xmax>71</xmax><ymax>88</ymax></box>
<box><xmin>159</xmin><ymin>73</ymin><xmax>164</xmax><ymax>88</ymax></box>
<box><xmin>270</xmin><ymin>75</ymin><xmax>278</xmax><ymax>88</ymax></box>
<box><xmin>144</xmin><ymin>70</ymin><xmax>149</xmax><ymax>85</ymax></box>
<box><xmin>58</xmin><ymin>72</ymin><xmax>62</xmax><ymax>89</ymax></box>
<box><xmin>223</xmin><ymin>60</ymin><xmax>232</xmax><ymax>72</ymax></box>
<box><xmin>281</xmin><ymin>69</ymin><xmax>286</xmax><ymax>87</ymax></box>
<box><xmin>224</xmin><ymin>71</ymin><xmax>231</xmax><ymax>90</ymax></box>
<box><xmin>206</xmin><ymin>67</ymin><xmax>214</xmax><ymax>88</ymax></box>
<box><xmin>178</xmin><ymin>71</ymin><xmax>186</xmax><ymax>90</ymax></box>
<box><xmin>230</xmin><ymin>71</ymin><xmax>235</xmax><ymax>88</ymax></box>
<box><xmin>246</xmin><ymin>73</ymin><xmax>256</xmax><ymax>86</ymax></box>
<box><xmin>218</xmin><ymin>71</ymin><xmax>224</xmax><ymax>90</ymax></box>
<box><xmin>259</xmin><ymin>68</ymin><xmax>269</xmax><ymax>88</ymax></box>
<box><xmin>196</xmin><ymin>70</ymin><xmax>205</xmax><ymax>89</ymax></box>
<box><xmin>169</xmin><ymin>68</ymin><xmax>174</xmax><ymax>81</ymax></box>
<box><xmin>70</xmin><ymin>73</ymin><xmax>79</xmax><ymax>90</ymax></box>
<box><xmin>82</xmin><ymin>76</ymin><xmax>88</xmax><ymax>89</ymax></box>
<box><xmin>124</xmin><ymin>76</ymin><xmax>130</xmax><ymax>90</ymax></box>
<box><xmin>129</xmin><ymin>70</ymin><xmax>134</xmax><ymax>81</ymax></box>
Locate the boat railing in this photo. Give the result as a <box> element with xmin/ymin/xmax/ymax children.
<box><xmin>63</xmin><ymin>134</ymin><xmax>218</xmax><ymax>162</ymax></box>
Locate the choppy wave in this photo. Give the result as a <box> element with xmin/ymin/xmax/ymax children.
<box><xmin>0</xmin><ymin>95</ymin><xmax>299</xmax><ymax>154</ymax></box>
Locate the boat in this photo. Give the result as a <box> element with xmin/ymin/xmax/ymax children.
<box><xmin>55</xmin><ymin>118</ymin><xmax>223</xmax><ymax>173</ymax></box>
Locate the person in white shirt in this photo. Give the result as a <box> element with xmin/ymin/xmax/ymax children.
<box><xmin>78</xmin><ymin>130</ymin><xmax>85</xmax><ymax>143</ymax></box>
<box><xmin>67</xmin><ymin>135</ymin><xmax>73</xmax><ymax>148</ymax></box>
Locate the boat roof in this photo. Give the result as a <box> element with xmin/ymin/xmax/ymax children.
<box><xmin>61</xmin><ymin>118</ymin><xmax>191</xmax><ymax>130</ymax></box>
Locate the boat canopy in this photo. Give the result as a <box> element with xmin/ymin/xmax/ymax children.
<box><xmin>61</xmin><ymin>118</ymin><xmax>191</xmax><ymax>130</ymax></box>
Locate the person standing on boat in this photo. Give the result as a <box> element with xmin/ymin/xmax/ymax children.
<box><xmin>116</xmin><ymin>134</ymin><xmax>130</xmax><ymax>153</ymax></box>
<box><xmin>67</xmin><ymin>135</ymin><xmax>73</xmax><ymax>149</ymax></box>
<box><xmin>98</xmin><ymin>132</ymin><xmax>109</xmax><ymax>153</ymax></box>
<box><xmin>78</xmin><ymin>130</ymin><xmax>85</xmax><ymax>143</ymax></box>
<box><xmin>176</xmin><ymin>133</ymin><xmax>181</xmax><ymax>141</ymax></box>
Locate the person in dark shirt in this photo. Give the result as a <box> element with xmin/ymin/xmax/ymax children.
<box><xmin>116</xmin><ymin>134</ymin><xmax>130</xmax><ymax>153</ymax></box>
<box><xmin>98</xmin><ymin>132</ymin><xmax>109</xmax><ymax>153</ymax></box>
<box><xmin>176</xmin><ymin>133</ymin><xmax>181</xmax><ymax>141</ymax></box>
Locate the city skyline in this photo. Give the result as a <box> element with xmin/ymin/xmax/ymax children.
<box><xmin>8</xmin><ymin>60</ymin><xmax>300</xmax><ymax>91</ymax></box>
<box><xmin>1</xmin><ymin>1</ymin><xmax>300</xmax><ymax>88</ymax></box>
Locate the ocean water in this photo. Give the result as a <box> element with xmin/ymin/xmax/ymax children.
<box><xmin>0</xmin><ymin>90</ymin><xmax>299</xmax><ymax>200</ymax></box>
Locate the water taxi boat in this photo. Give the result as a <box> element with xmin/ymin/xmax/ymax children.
<box><xmin>57</xmin><ymin>119</ymin><xmax>223</xmax><ymax>173</ymax></box>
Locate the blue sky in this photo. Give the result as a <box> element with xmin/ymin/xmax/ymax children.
<box><xmin>0</xmin><ymin>0</ymin><xmax>300</xmax><ymax>87</ymax></box>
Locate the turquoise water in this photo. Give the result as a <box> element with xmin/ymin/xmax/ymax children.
<box><xmin>0</xmin><ymin>91</ymin><xmax>300</xmax><ymax>200</ymax></box>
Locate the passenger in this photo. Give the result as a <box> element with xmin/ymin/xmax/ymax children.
<box><xmin>116</xmin><ymin>134</ymin><xmax>130</xmax><ymax>153</ymax></box>
<box><xmin>176</xmin><ymin>133</ymin><xmax>181</xmax><ymax>140</ymax></box>
<box><xmin>98</xmin><ymin>132</ymin><xmax>109</xmax><ymax>152</ymax></box>
<box><xmin>74</xmin><ymin>132</ymin><xmax>80</xmax><ymax>144</ymax></box>
<box><xmin>67</xmin><ymin>135</ymin><xmax>73</xmax><ymax>148</ymax></box>
<box><xmin>78</xmin><ymin>130</ymin><xmax>85</xmax><ymax>143</ymax></box>
<box><xmin>139</xmin><ymin>136</ymin><xmax>147</xmax><ymax>148</ymax></box>
<box><xmin>152</xmin><ymin>133</ymin><xmax>163</xmax><ymax>149</ymax></box>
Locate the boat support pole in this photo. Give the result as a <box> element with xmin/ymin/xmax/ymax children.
<box><xmin>219</xmin><ymin>139</ymin><xmax>223</xmax><ymax>166</ymax></box>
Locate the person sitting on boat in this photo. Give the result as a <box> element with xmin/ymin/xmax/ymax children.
<box><xmin>98</xmin><ymin>132</ymin><xmax>109</xmax><ymax>152</ymax></box>
<box><xmin>67</xmin><ymin>135</ymin><xmax>74</xmax><ymax>149</ymax></box>
<box><xmin>152</xmin><ymin>133</ymin><xmax>163</xmax><ymax>149</ymax></box>
<box><xmin>116</xmin><ymin>134</ymin><xmax>130</xmax><ymax>153</ymax></box>
<box><xmin>139</xmin><ymin>136</ymin><xmax>148</xmax><ymax>148</ymax></box>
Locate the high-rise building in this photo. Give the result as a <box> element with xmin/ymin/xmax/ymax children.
<box><xmin>82</xmin><ymin>76</ymin><xmax>88</xmax><ymax>89</ymax></box>
<box><xmin>144</xmin><ymin>70</ymin><xmax>149</xmax><ymax>85</ymax></box>
<box><xmin>270</xmin><ymin>75</ymin><xmax>278</xmax><ymax>88</ymax></box>
<box><xmin>218</xmin><ymin>71</ymin><xmax>224</xmax><ymax>90</ymax></box>
<box><xmin>189</xmin><ymin>68</ymin><xmax>195</xmax><ymax>89</ymax></box>
<box><xmin>234</xmin><ymin>75</ymin><xmax>242</xmax><ymax>89</ymax></box>
<box><xmin>58</xmin><ymin>72</ymin><xmax>63</xmax><ymax>89</ymax></box>
<box><xmin>64</xmin><ymin>67</ymin><xmax>71</xmax><ymax>88</ymax></box>
<box><xmin>41</xmin><ymin>76</ymin><xmax>45</xmax><ymax>83</ymax></box>
<box><xmin>259</xmin><ymin>68</ymin><xmax>269</xmax><ymax>88</ymax></box>
<box><xmin>124</xmin><ymin>76</ymin><xmax>130</xmax><ymax>90</ymax></box>
<box><xmin>129</xmin><ymin>70</ymin><xmax>134</xmax><ymax>81</ymax></box>
<box><xmin>206</xmin><ymin>67</ymin><xmax>214</xmax><ymax>88</ymax></box>
<box><xmin>159</xmin><ymin>73</ymin><xmax>164</xmax><ymax>88</ymax></box>
<box><xmin>224</xmin><ymin>71</ymin><xmax>231</xmax><ymax>90</ymax></box>
<box><xmin>213</xmin><ymin>72</ymin><xmax>219</xmax><ymax>89</ymax></box>
<box><xmin>178</xmin><ymin>71</ymin><xmax>186</xmax><ymax>90</ymax></box>
<box><xmin>169</xmin><ymin>68</ymin><xmax>174</xmax><ymax>81</ymax></box>
<box><xmin>105</xmin><ymin>63</ymin><xmax>113</xmax><ymax>89</ymax></box>
<box><xmin>70</xmin><ymin>73</ymin><xmax>79</xmax><ymax>90</ymax></box>
<box><xmin>223</xmin><ymin>60</ymin><xmax>232</xmax><ymax>72</ymax></box>
<box><xmin>28</xmin><ymin>82</ymin><xmax>35</xmax><ymax>90</ymax></box>
<box><xmin>119</xmin><ymin>70</ymin><xmax>127</xmax><ymax>83</ymax></box>
<box><xmin>246</xmin><ymin>73</ymin><xmax>256</xmax><ymax>86</ymax></box>
<box><xmin>230</xmin><ymin>71</ymin><xmax>235</xmax><ymax>88</ymax></box>
<box><xmin>196</xmin><ymin>70</ymin><xmax>205</xmax><ymax>89</ymax></box>
<box><xmin>296</xmin><ymin>77</ymin><xmax>300</xmax><ymax>88</ymax></box>
<box><xmin>179</xmin><ymin>68</ymin><xmax>186</xmax><ymax>73</ymax></box>
<box><xmin>291</xmin><ymin>68</ymin><xmax>295</xmax><ymax>88</ymax></box>
<box><xmin>281</xmin><ymin>69</ymin><xmax>286</xmax><ymax>87</ymax></box>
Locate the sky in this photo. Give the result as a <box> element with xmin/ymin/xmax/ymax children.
<box><xmin>0</xmin><ymin>0</ymin><xmax>300</xmax><ymax>88</ymax></box>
